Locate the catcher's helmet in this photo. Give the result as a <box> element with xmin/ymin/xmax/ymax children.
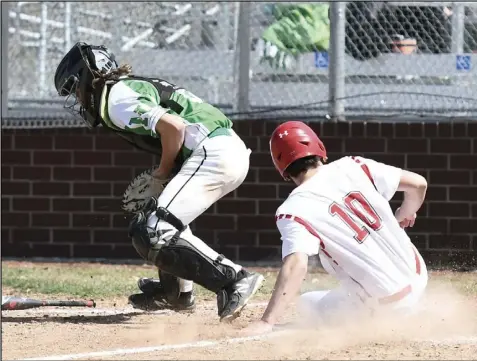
<box><xmin>270</xmin><ymin>121</ymin><xmax>327</xmax><ymax>179</ymax></box>
<box><xmin>54</xmin><ymin>42</ymin><xmax>118</xmax><ymax>127</ymax></box>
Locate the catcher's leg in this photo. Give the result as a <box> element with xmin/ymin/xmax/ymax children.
<box><xmin>128</xmin><ymin>199</ymin><xmax>264</xmax><ymax>321</ymax></box>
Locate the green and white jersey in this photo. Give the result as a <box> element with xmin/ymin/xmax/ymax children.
<box><xmin>99</xmin><ymin>77</ymin><xmax>233</xmax><ymax>159</ymax></box>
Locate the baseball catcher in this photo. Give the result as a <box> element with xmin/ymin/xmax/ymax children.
<box><xmin>54</xmin><ymin>42</ymin><xmax>264</xmax><ymax>322</ymax></box>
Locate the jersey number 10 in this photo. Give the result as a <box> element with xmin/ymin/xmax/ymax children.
<box><xmin>329</xmin><ymin>191</ymin><xmax>382</xmax><ymax>243</ymax></box>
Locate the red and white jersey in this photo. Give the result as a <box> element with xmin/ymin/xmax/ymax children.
<box><xmin>276</xmin><ymin>156</ymin><xmax>423</xmax><ymax>300</ymax></box>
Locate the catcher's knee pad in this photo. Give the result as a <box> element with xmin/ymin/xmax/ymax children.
<box><xmin>158</xmin><ymin>269</ymin><xmax>181</xmax><ymax>301</ymax></box>
<box><xmin>152</xmin><ymin>231</ymin><xmax>239</xmax><ymax>294</ymax></box>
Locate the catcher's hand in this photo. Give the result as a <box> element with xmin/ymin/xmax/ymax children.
<box><xmin>122</xmin><ymin>167</ymin><xmax>171</xmax><ymax>214</ymax></box>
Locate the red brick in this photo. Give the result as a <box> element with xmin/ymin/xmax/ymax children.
<box><xmin>93</xmin><ymin>198</ymin><xmax>120</xmax><ymax>212</ymax></box>
<box><xmin>428</xmin><ymin>202</ymin><xmax>470</xmax><ymax>217</ymax></box>
<box><xmin>2</xmin><ymin>166</ymin><xmax>11</xmax><ymax>180</ymax></box>
<box><xmin>407</xmin><ymin>155</ymin><xmax>447</xmax><ymax>169</ymax></box>
<box><xmin>110</xmin><ymin>245</ymin><xmax>138</xmax><ymax>258</ymax></box>
<box><xmin>32</xmin><ymin>213</ymin><xmax>69</xmax><ymax>227</ymax></box>
<box><xmin>72</xmin><ymin>214</ymin><xmax>111</xmax><ymax>228</ymax></box>
<box><xmin>365</xmin><ymin>122</ymin><xmax>380</xmax><ymax>137</ymax></box>
<box><xmin>243</xmin><ymin>168</ymin><xmax>257</xmax><ymax>183</ymax></box>
<box><xmin>33</xmin><ymin>182</ymin><xmax>70</xmax><ymax>196</ymax></box>
<box><xmin>449</xmin><ymin>219</ymin><xmax>477</xmax><ymax>233</ymax></box>
<box><xmin>113</xmin><ymin>182</ymin><xmax>131</xmax><ymax>197</ymax></box>
<box><xmin>425</xmin><ymin>186</ymin><xmax>447</xmax><ymax>201</ymax></box>
<box><xmin>15</xmin><ymin>135</ymin><xmax>53</xmax><ymax>149</ymax></box>
<box><xmin>1</xmin><ymin>229</ymin><xmax>10</xmax><ymax>243</ymax></box>
<box><xmin>74</xmin><ymin>151</ymin><xmax>112</xmax><ymax>165</ymax></box>
<box><xmin>394</xmin><ymin>123</ymin><xmax>409</xmax><ymax>137</ymax></box>
<box><xmin>450</xmin><ymin>186</ymin><xmax>477</xmax><ymax>201</ymax></box>
<box><xmin>237</xmin><ymin>215</ymin><xmax>275</xmax><ymax>231</ymax></box>
<box><xmin>13</xmin><ymin>166</ymin><xmax>51</xmax><ymax>180</ymax></box>
<box><xmin>429</xmin><ymin>235</ymin><xmax>471</xmax><ymax>250</ymax></box>
<box><xmin>30</xmin><ymin>244</ymin><xmax>72</xmax><ymax>258</ymax></box>
<box><xmin>2</xmin><ymin>181</ymin><xmax>30</xmax><ymax>195</ymax></box>
<box><xmin>408</xmin><ymin>123</ymin><xmax>424</xmax><ymax>137</ymax></box>
<box><xmin>320</xmin><ymin>122</ymin><xmax>335</xmax><ymax>137</ymax></box>
<box><xmin>194</xmin><ymin>215</ymin><xmax>236</xmax><ymax>230</ymax></box>
<box><xmin>411</xmin><ymin>217</ymin><xmax>448</xmax><ymax>233</ymax></box>
<box><xmin>381</xmin><ymin>123</ymin><xmax>394</xmax><ymax>137</ymax></box>
<box><xmin>452</xmin><ymin>123</ymin><xmax>467</xmax><ymax>137</ymax></box>
<box><xmin>94</xmin><ymin>136</ymin><xmax>136</xmax><ymax>151</ymax></box>
<box><xmin>258</xmin><ymin>231</ymin><xmax>281</xmax><ymax>246</ymax></box>
<box><xmin>450</xmin><ymin>155</ymin><xmax>477</xmax><ymax>169</ymax></box>
<box><xmin>53</xmin><ymin>167</ymin><xmax>91</xmax><ymax>181</ymax></box>
<box><xmin>278</xmin><ymin>184</ymin><xmax>296</xmax><ymax>199</ymax></box>
<box><xmin>240</xmin><ymin>136</ymin><xmax>259</xmax><ymax>151</ymax></box>
<box><xmin>73</xmin><ymin>183</ymin><xmax>111</xmax><ymax>196</ymax></box>
<box><xmin>72</xmin><ymin>244</ymin><xmax>115</xmax><ymax>258</ymax></box>
<box><xmin>13</xmin><ymin>228</ymin><xmax>50</xmax><ymax>243</ymax></box>
<box><xmin>53</xmin><ymin>229</ymin><xmax>91</xmax><ymax>243</ymax></box>
<box><xmin>472</xmin><ymin>204</ymin><xmax>477</xmax><ymax>217</ymax></box>
<box><xmin>367</xmin><ymin>154</ymin><xmax>406</xmax><ymax>168</ymax></box>
<box><xmin>2</xmin><ymin>212</ymin><xmax>30</xmax><ymax>227</ymax></box>
<box><xmin>53</xmin><ymin>198</ymin><xmax>91</xmax><ymax>212</ymax></box>
<box><xmin>429</xmin><ymin>171</ymin><xmax>470</xmax><ymax>185</ymax></box>
<box><xmin>344</xmin><ymin>138</ymin><xmax>385</xmax><ymax>153</ymax></box>
<box><xmin>350</xmin><ymin>122</ymin><xmax>365</xmax><ymax>137</ymax></box>
<box><xmin>250</xmin><ymin>119</ymin><xmax>267</xmax><ymax>136</ymax></box>
<box><xmin>2</xmin><ymin>197</ymin><xmax>10</xmax><ymax>211</ymax></box>
<box><xmin>319</xmin><ymin>138</ymin><xmax>342</xmax><ymax>153</ymax></box>
<box><xmin>235</xmin><ymin>121</ymin><xmax>252</xmax><ymax>136</ymax></box>
<box><xmin>250</xmin><ymin>153</ymin><xmax>274</xmax><ymax>168</ymax></box>
<box><xmin>94</xmin><ymin>167</ymin><xmax>133</xmax><ymax>181</ymax></box>
<box><xmin>93</xmin><ymin>230</ymin><xmax>129</xmax><ymax>244</ymax></box>
<box><xmin>2</xmin><ymin>135</ymin><xmax>12</xmax><ymax>150</ymax></box>
<box><xmin>113</xmin><ymin>152</ymin><xmax>154</xmax><ymax>167</ymax></box>
<box><xmin>33</xmin><ymin>151</ymin><xmax>71</xmax><ymax>165</ymax></box>
<box><xmin>215</xmin><ymin>231</ymin><xmax>258</xmax><ymax>246</ymax></box>
<box><xmin>238</xmin><ymin>246</ymin><xmax>280</xmax><ymax>262</ymax></box>
<box><xmin>409</xmin><ymin>234</ymin><xmax>428</xmax><ymax>250</ymax></box>
<box><xmin>13</xmin><ymin>197</ymin><xmax>50</xmax><ymax>211</ymax></box>
<box><xmin>2</xmin><ymin>150</ymin><xmax>31</xmax><ymax>165</ymax></box>
<box><xmin>258</xmin><ymin>200</ymin><xmax>282</xmax><ymax>215</ymax></box>
<box><xmin>216</xmin><ymin>200</ymin><xmax>256</xmax><ymax>215</ymax></box>
<box><xmin>388</xmin><ymin>139</ymin><xmax>428</xmax><ymax>153</ymax></box>
<box><xmin>212</xmin><ymin>246</ymin><xmax>239</xmax><ymax>261</ymax></box>
<box><xmin>336</xmin><ymin>122</ymin><xmax>351</xmax><ymax>137</ymax></box>
<box><xmin>55</xmin><ymin>135</ymin><xmax>93</xmax><ymax>150</ymax></box>
<box><xmin>193</xmin><ymin>230</ymin><xmax>215</xmax><ymax>243</ymax></box>
<box><xmin>113</xmin><ymin>214</ymin><xmax>131</xmax><ymax>228</ymax></box>
<box><xmin>438</xmin><ymin>123</ymin><xmax>453</xmax><ymax>137</ymax></box>
<box><xmin>468</xmin><ymin>123</ymin><xmax>477</xmax><ymax>137</ymax></box>
<box><xmin>430</xmin><ymin>139</ymin><xmax>471</xmax><ymax>154</ymax></box>
<box><xmin>237</xmin><ymin>184</ymin><xmax>277</xmax><ymax>199</ymax></box>
<box><xmin>257</xmin><ymin>168</ymin><xmax>283</xmax><ymax>183</ymax></box>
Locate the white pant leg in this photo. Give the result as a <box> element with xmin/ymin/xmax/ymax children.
<box><xmin>147</xmin><ymin>130</ymin><xmax>251</xmax><ymax>292</ymax></box>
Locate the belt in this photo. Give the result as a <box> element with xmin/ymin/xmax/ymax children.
<box><xmin>378</xmin><ymin>247</ymin><xmax>422</xmax><ymax>305</ymax></box>
<box><xmin>208</xmin><ymin>127</ymin><xmax>232</xmax><ymax>138</ymax></box>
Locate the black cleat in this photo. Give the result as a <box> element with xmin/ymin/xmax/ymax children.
<box><xmin>217</xmin><ymin>270</ymin><xmax>265</xmax><ymax>322</ymax></box>
<box><xmin>128</xmin><ymin>278</ymin><xmax>196</xmax><ymax>312</ymax></box>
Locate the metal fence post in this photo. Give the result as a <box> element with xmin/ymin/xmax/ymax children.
<box><xmin>451</xmin><ymin>4</ymin><xmax>465</xmax><ymax>53</ymax></box>
<box><xmin>328</xmin><ymin>2</ymin><xmax>346</xmax><ymax>122</ymax></box>
<box><xmin>237</xmin><ymin>2</ymin><xmax>251</xmax><ymax>114</ymax></box>
<box><xmin>1</xmin><ymin>1</ymin><xmax>9</xmax><ymax>119</ymax></box>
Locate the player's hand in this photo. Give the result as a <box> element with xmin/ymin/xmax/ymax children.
<box><xmin>395</xmin><ymin>207</ymin><xmax>416</xmax><ymax>229</ymax></box>
<box><xmin>239</xmin><ymin>320</ymin><xmax>274</xmax><ymax>337</ymax></box>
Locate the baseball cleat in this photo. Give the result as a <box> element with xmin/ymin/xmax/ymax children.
<box><xmin>128</xmin><ymin>277</ymin><xmax>196</xmax><ymax>312</ymax></box>
<box><xmin>217</xmin><ymin>270</ymin><xmax>265</xmax><ymax>322</ymax></box>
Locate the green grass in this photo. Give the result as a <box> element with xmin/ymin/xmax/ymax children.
<box><xmin>2</xmin><ymin>261</ymin><xmax>475</xmax><ymax>301</ymax></box>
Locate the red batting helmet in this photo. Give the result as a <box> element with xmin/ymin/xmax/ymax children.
<box><xmin>270</xmin><ymin>121</ymin><xmax>327</xmax><ymax>178</ymax></box>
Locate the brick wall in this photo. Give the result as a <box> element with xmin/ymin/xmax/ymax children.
<box><xmin>2</xmin><ymin>121</ymin><xmax>476</xmax><ymax>268</ymax></box>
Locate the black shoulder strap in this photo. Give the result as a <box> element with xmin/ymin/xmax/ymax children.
<box><xmin>128</xmin><ymin>75</ymin><xmax>184</xmax><ymax>114</ymax></box>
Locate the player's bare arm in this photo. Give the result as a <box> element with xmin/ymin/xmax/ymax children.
<box><xmin>395</xmin><ymin>170</ymin><xmax>428</xmax><ymax>228</ymax></box>
<box><xmin>153</xmin><ymin>113</ymin><xmax>186</xmax><ymax>180</ymax></box>
<box><xmin>262</xmin><ymin>252</ymin><xmax>309</xmax><ymax>324</ymax></box>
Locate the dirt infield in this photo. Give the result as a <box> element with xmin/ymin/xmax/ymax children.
<box><xmin>2</xmin><ymin>285</ymin><xmax>477</xmax><ymax>361</ymax></box>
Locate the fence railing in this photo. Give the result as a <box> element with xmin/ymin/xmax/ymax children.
<box><xmin>3</xmin><ymin>1</ymin><xmax>477</xmax><ymax>128</ymax></box>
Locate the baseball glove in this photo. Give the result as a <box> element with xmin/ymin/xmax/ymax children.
<box><xmin>121</xmin><ymin>167</ymin><xmax>171</xmax><ymax>214</ymax></box>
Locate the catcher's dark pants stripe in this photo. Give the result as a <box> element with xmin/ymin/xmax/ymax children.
<box><xmin>165</xmin><ymin>146</ymin><xmax>207</xmax><ymax>210</ymax></box>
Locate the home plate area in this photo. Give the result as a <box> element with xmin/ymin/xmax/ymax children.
<box><xmin>2</xmin><ymin>300</ymin><xmax>477</xmax><ymax>360</ymax></box>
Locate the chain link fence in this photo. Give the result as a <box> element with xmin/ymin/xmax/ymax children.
<box><xmin>3</xmin><ymin>2</ymin><xmax>477</xmax><ymax>128</ymax></box>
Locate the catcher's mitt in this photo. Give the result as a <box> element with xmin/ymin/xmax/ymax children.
<box><xmin>121</xmin><ymin>167</ymin><xmax>172</xmax><ymax>214</ymax></box>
